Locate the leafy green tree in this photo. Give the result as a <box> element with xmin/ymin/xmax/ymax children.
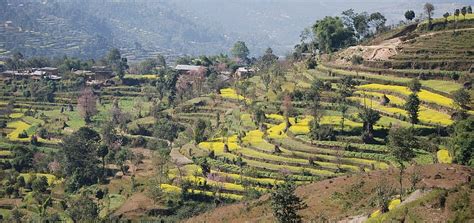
<box><xmin>31</xmin><ymin>176</ymin><xmax>48</xmax><ymax>193</ymax></box>
<box><xmin>260</xmin><ymin>47</ymin><xmax>278</xmax><ymax>68</ymax></box>
<box><xmin>153</xmin><ymin>118</ymin><xmax>182</xmax><ymax>149</ymax></box>
<box><xmin>388</xmin><ymin>127</ymin><xmax>417</xmax><ymax>201</ymax></box>
<box><xmin>342</xmin><ymin>9</ymin><xmax>370</xmax><ymax>39</ymax></box>
<box><xmin>450</xmin><ymin>117</ymin><xmax>474</xmax><ymax>166</ymax></box>
<box><xmin>312</xmin><ymin>16</ymin><xmax>355</xmax><ymax>52</ymax></box>
<box><xmin>424</xmin><ymin>3</ymin><xmax>435</xmax><ymax>29</ymax></box>
<box><xmin>358</xmin><ymin>108</ymin><xmax>381</xmax><ymax>143</ymax></box>
<box><xmin>271</xmin><ymin>178</ymin><xmax>307</xmax><ymax>223</ymax></box>
<box><xmin>404</xmin><ymin>10</ymin><xmax>415</xmax><ymax>21</ymax></box>
<box><xmin>193</xmin><ymin>118</ymin><xmax>208</xmax><ymax>144</ymax></box>
<box><xmin>97</xmin><ymin>144</ymin><xmax>109</xmax><ymax>174</ymax></box>
<box><xmin>198</xmin><ymin>158</ymin><xmax>211</xmax><ymax>177</ymax></box>
<box><xmin>147</xmin><ymin>179</ymin><xmax>163</xmax><ymax>205</ymax></box>
<box><xmin>374</xmin><ymin>179</ymin><xmax>393</xmax><ymax>213</ymax></box>
<box><xmin>369</xmin><ymin>12</ymin><xmax>387</xmax><ymax>32</ymax></box>
<box><xmin>461</xmin><ymin>7</ymin><xmax>467</xmax><ymax>19</ymax></box>
<box><xmin>107</xmin><ymin>48</ymin><xmax>128</xmax><ymax>80</ymax></box>
<box><xmin>468</xmin><ymin>6</ymin><xmax>472</xmax><ymax>14</ymax></box>
<box><xmin>231</xmin><ymin>41</ymin><xmax>250</xmax><ymax>61</ymax></box>
<box><xmin>67</xmin><ymin>194</ymin><xmax>98</xmax><ymax>222</ymax></box>
<box><xmin>253</xmin><ymin>107</ymin><xmax>266</xmax><ymax>127</ymax></box>
<box><xmin>31</xmin><ymin>192</ymin><xmax>52</xmax><ymax>219</ymax></box>
<box><xmin>452</xmin><ymin>88</ymin><xmax>471</xmax><ymax>110</ymax></box>
<box><xmin>337</xmin><ymin>76</ymin><xmax>357</xmax><ymax>98</ymax></box>
<box><xmin>306</xmin><ymin>79</ymin><xmax>324</xmax><ymax>118</ymax></box>
<box><xmin>61</xmin><ymin>127</ymin><xmax>101</xmax><ymax>192</ymax></box>
<box><xmin>408</xmin><ymin>78</ymin><xmax>422</xmax><ymax>93</ymax></box>
<box><xmin>11</xmin><ymin>145</ymin><xmax>35</xmax><ymax>172</ymax></box>
<box><xmin>443</xmin><ymin>12</ymin><xmax>450</xmax><ymax>24</ymax></box>
<box><xmin>338</xmin><ymin>103</ymin><xmax>349</xmax><ymax>133</ymax></box>
<box><xmin>116</xmin><ymin>148</ymin><xmax>130</xmax><ymax>174</ymax></box>
<box><xmin>9</xmin><ymin>207</ymin><xmax>24</xmax><ymax>223</ymax></box>
<box><xmin>405</xmin><ymin>93</ymin><xmax>420</xmax><ymax>126</ymax></box>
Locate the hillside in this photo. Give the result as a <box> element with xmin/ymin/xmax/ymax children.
<box><xmin>327</xmin><ymin>18</ymin><xmax>474</xmax><ymax>73</ymax></box>
<box><xmin>0</xmin><ymin>4</ymin><xmax>473</xmax><ymax>222</ymax></box>
<box><xmin>0</xmin><ymin>0</ymin><xmax>228</xmax><ymax>61</ymax></box>
<box><xmin>1</xmin><ymin>0</ymin><xmax>470</xmax><ymax>60</ymax></box>
<box><xmin>188</xmin><ymin>164</ymin><xmax>473</xmax><ymax>222</ymax></box>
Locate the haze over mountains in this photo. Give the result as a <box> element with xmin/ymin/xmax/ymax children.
<box><xmin>0</xmin><ymin>0</ymin><xmax>469</xmax><ymax>61</ymax></box>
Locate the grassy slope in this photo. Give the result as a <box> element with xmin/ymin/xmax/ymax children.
<box><xmin>187</xmin><ymin>164</ymin><xmax>473</xmax><ymax>223</ymax></box>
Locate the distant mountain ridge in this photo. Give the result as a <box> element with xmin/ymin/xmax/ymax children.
<box><xmin>0</xmin><ymin>0</ymin><xmax>230</xmax><ymax>61</ymax></box>
<box><xmin>0</xmin><ymin>0</ymin><xmax>469</xmax><ymax>61</ymax></box>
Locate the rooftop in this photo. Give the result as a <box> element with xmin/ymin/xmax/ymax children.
<box><xmin>175</xmin><ymin>64</ymin><xmax>204</xmax><ymax>71</ymax></box>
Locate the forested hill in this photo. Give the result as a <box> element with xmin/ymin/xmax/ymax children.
<box><xmin>0</xmin><ymin>0</ymin><xmax>229</xmax><ymax>61</ymax></box>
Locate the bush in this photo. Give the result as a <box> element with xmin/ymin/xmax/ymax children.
<box><xmin>18</xmin><ymin>131</ymin><xmax>28</xmax><ymax>139</ymax></box>
<box><xmin>351</xmin><ymin>55</ymin><xmax>364</xmax><ymax>65</ymax></box>
<box><xmin>146</xmin><ymin>138</ymin><xmax>169</xmax><ymax>150</ymax></box>
<box><xmin>0</xmin><ymin>120</ymin><xmax>6</xmax><ymax>128</ymax></box>
<box><xmin>30</xmin><ymin>136</ymin><xmax>40</xmax><ymax>146</ymax></box>
<box><xmin>306</xmin><ymin>58</ymin><xmax>317</xmax><ymax>69</ymax></box>
<box><xmin>131</xmin><ymin>136</ymin><xmax>147</xmax><ymax>147</ymax></box>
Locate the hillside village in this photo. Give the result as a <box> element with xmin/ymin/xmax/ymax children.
<box><xmin>0</xmin><ymin>2</ymin><xmax>473</xmax><ymax>223</ymax></box>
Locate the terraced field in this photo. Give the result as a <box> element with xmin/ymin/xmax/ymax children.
<box><xmin>160</xmin><ymin>90</ymin><xmax>418</xmax><ymax>200</ymax></box>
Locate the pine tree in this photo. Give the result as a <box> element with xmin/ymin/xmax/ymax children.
<box><xmin>271</xmin><ymin>179</ymin><xmax>307</xmax><ymax>223</ymax></box>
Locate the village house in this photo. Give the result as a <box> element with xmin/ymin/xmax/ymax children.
<box><xmin>175</xmin><ymin>64</ymin><xmax>205</xmax><ymax>75</ymax></box>
<box><xmin>91</xmin><ymin>66</ymin><xmax>115</xmax><ymax>81</ymax></box>
<box><xmin>73</xmin><ymin>66</ymin><xmax>114</xmax><ymax>85</ymax></box>
<box><xmin>38</xmin><ymin>67</ymin><xmax>59</xmax><ymax>76</ymax></box>
<box><xmin>0</xmin><ymin>67</ymin><xmax>62</xmax><ymax>81</ymax></box>
<box><xmin>234</xmin><ymin>67</ymin><xmax>255</xmax><ymax>79</ymax></box>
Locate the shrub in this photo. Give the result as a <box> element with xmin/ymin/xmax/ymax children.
<box><xmin>0</xmin><ymin>120</ymin><xmax>6</xmax><ymax>128</ymax></box>
<box><xmin>306</xmin><ymin>57</ymin><xmax>317</xmax><ymax>69</ymax></box>
<box><xmin>18</xmin><ymin>130</ymin><xmax>28</xmax><ymax>139</ymax></box>
<box><xmin>131</xmin><ymin>136</ymin><xmax>147</xmax><ymax>147</ymax></box>
<box><xmin>351</xmin><ymin>55</ymin><xmax>364</xmax><ymax>65</ymax></box>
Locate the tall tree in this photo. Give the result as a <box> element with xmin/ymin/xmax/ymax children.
<box><xmin>271</xmin><ymin>179</ymin><xmax>307</xmax><ymax>223</ymax></box>
<box><xmin>61</xmin><ymin>127</ymin><xmax>101</xmax><ymax>192</ymax></box>
<box><xmin>388</xmin><ymin>127</ymin><xmax>417</xmax><ymax>202</ymax></box>
<box><xmin>153</xmin><ymin>118</ymin><xmax>182</xmax><ymax>149</ymax></box>
<box><xmin>408</xmin><ymin>78</ymin><xmax>422</xmax><ymax>93</ymax></box>
<box><xmin>312</xmin><ymin>16</ymin><xmax>355</xmax><ymax>52</ymax></box>
<box><xmin>461</xmin><ymin>7</ymin><xmax>467</xmax><ymax>19</ymax></box>
<box><xmin>337</xmin><ymin>76</ymin><xmax>357</xmax><ymax>98</ymax></box>
<box><xmin>338</xmin><ymin>103</ymin><xmax>349</xmax><ymax>133</ymax></box>
<box><xmin>369</xmin><ymin>12</ymin><xmax>387</xmax><ymax>33</ymax></box>
<box><xmin>11</xmin><ymin>145</ymin><xmax>35</xmax><ymax>172</ymax></box>
<box><xmin>424</xmin><ymin>3</ymin><xmax>435</xmax><ymax>29</ymax></box>
<box><xmin>405</xmin><ymin>93</ymin><xmax>420</xmax><ymax>126</ymax></box>
<box><xmin>282</xmin><ymin>94</ymin><xmax>293</xmax><ymax>132</ymax></box>
<box><xmin>443</xmin><ymin>12</ymin><xmax>450</xmax><ymax>24</ymax></box>
<box><xmin>193</xmin><ymin>118</ymin><xmax>208</xmax><ymax>144</ymax></box>
<box><xmin>358</xmin><ymin>107</ymin><xmax>381</xmax><ymax>143</ymax></box>
<box><xmin>404</xmin><ymin>10</ymin><xmax>416</xmax><ymax>22</ymax></box>
<box><xmin>231</xmin><ymin>41</ymin><xmax>250</xmax><ymax>62</ymax></box>
<box><xmin>450</xmin><ymin>117</ymin><xmax>474</xmax><ymax>166</ymax></box>
<box><xmin>107</xmin><ymin>48</ymin><xmax>128</xmax><ymax>80</ymax></box>
<box><xmin>260</xmin><ymin>47</ymin><xmax>279</xmax><ymax>68</ymax></box>
<box><xmin>452</xmin><ymin>88</ymin><xmax>471</xmax><ymax>110</ymax></box>
<box><xmin>67</xmin><ymin>194</ymin><xmax>99</xmax><ymax>222</ymax></box>
<box><xmin>77</xmin><ymin>88</ymin><xmax>97</xmax><ymax>123</ymax></box>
